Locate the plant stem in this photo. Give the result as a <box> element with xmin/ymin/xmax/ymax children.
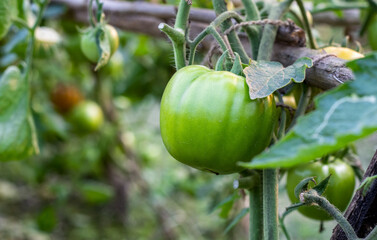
<box><xmin>158</xmin><ymin>23</ymin><xmax>186</xmax><ymax>69</ymax></box>
<box><xmin>174</xmin><ymin>0</ymin><xmax>191</xmax><ymax>31</ymax></box>
<box><xmin>241</xmin><ymin>0</ymin><xmax>261</xmax><ymax>59</ymax></box>
<box><xmin>296</xmin><ymin>0</ymin><xmax>317</xmax><ymax>49</ymax></box>
<box><xmin>257</xmin><ymin>0</ymin><xmax>293</xmax><ymax>61</ymax></box>
<box><xmin>88</xmin><ymin>0</ymin><xmax>96</xmax><ymax>27</ymax></box>
<box><xmin>212</xmin><ymin>0</ymin><xmax>249</xmax><ymax>63</ymax></box>
<box><xmin>303</xmin><ymin>192</ymin><xmax>359</xmax><ymax>240</ymax></box>
<box><xmin>248</xmin><ymin>171</ymin><xmax>263</xmax><ymax>240</ymax></box>
<box><xmin>159</xmin><ymin>0</ymin><xmax>190</xmax><ymax>69</ymax></box>
<box><xmin>263</xmin><ymin>169</ymin><xmax>279</xmax><ymax>240</ymax></box>
<box><xmin>276</xmin><ymin>92</ymin><xmax>287</xmax><ymax>139</ymax></box>
<box><xmin>25</xmin><ymin>0</ymin><xmax>49</xmax><ymax>80</ymax></box>
<box><xmin>288</xmin><ymin>84</ymin><xmax>311</xmax><ymax>131</ymax></box>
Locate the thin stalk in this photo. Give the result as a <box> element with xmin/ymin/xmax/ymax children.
<box><xmin>263</xmin><ymin>169</ymin><xmax>279</xmax><ymax>240</ymax></box>
<box><xmin>276</xmin><ymin>92</ymin><xmax>287</xmax><ymax>139</ymax></box>
<box><xmin>25</xmin><ymin>0</ymin><xmax>49</xmax><ymax>79</ymax></box>
<box><xmin>158</xmin><ymin>23</ymin><xmax>186</xmax><ymax>69</ymax></box>
<box><xmin>303</xmin><ymin>192</ymin><xmax>358</xmax><ymax>240</ymax></box>
<box><xmin>241</xmin><ymin>0</ymin><xmax>261</xmax><ymax>58</ymax></box>
<box><xmin>88</xmin><ymin>0</ymin><xmax>96</xmax><ymax>27</ymax></box>
<box><xmin>288</xmin><ymin>84</ymin><xmax>311</xmax><ymax>131</ymax></box>
<box><xmin>296</xmin><ymin>0</ymin><xmax>317</xmax><ymax>49</ymax></box>
<box><xmin>257</xmin><ymin>0</ymin><xmax>294</xmax><ymax>61</ymax></box>
<box><xmin>189</xmin><ymin>11</ymin><xmax>257</xmax><ymax>64</ymax></box>
<box><xmin>212</xmin><ymin>0</ymin><xmax>249</xmax><ymax>63</ymax></box>
<box><xmin>248</xmin><ymin>171</ymin><xmax>263</xmax><ymax>240</ymax></box>
<box><xmin>174</xmin><ymin>0</ymin><xmax>191</xmax><ymax>31</ymax></box>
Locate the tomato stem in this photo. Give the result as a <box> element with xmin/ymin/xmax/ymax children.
<box><xmin>263</xmin><ymin>169</ymin><xmax>279</xmax><ymax>240</ymax></box>
<box><xmin>302</xmin><ymin>192</ymin><xmax>359</xmax><ymax>240</ymax></box>
<box><xmin>288</xmin><ymin>84</ymin><xmax>311</xmax><ymax>131</ymax></box>
<box><xmin>248</xmin><ymin>171</ymin><xmax>264</xmax><ymax>240</ymax></box>
<box><xmin>212</xmin><ymin>0</ymin><xmax>249</xmax><ymax>63</ymax></box>
<box><xmin>296</xmin><ymin>0</ymin><xmax>317</xmax><ymax>49</ymax></box>
<box><xmin>257</xmin><ymin>0</ymin><xmax>293</xmax><ymax>61</ymax></box>
<box><xmin>241</xmin><ymin>0</ymin><xmax>261</xmax><ymax>59</ymax></box>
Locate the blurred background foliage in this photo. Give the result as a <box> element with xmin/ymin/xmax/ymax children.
<box><xmin>0</xmin><ymin>0</ymin><xmax>376</xmax><ymax>239</ymax></box>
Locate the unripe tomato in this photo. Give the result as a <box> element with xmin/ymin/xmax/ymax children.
<box><xmin>80</xmin><ymin>24</ymin><xmax>119</xmax><ymax>63</ymax></box>
<box><xmin>367</xmin><ymin>15</ymin><xmax>377</xmax><ymax>51</ymax></box>
<box><xmin>286</xmin><ymin>159</ymin><xmax>355</xmax><ymax>221</ymax></box>
<box><xmin>68</xmin><ymin>101</ymin><xmax>104</xmax><ymax>132</ymax></box>
<box><xmin>50</xmin><ymin>84</ymin><xmax>83</xmax><ymax>114</ymax></box>
<box><xmin>323</xmin><ymin>47</ymin><xmax>364</xmax><ymax>60</ymax></box>
<box><xmin>160</xmin><ymin>65</ymin><xmax>277</xmax><ymax>175</ymax></box>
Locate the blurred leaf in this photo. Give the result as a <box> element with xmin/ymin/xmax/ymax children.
<box><xmin>0</xmin><ymin>66</ymin><xmax>39</xmax><ymax>161</ymax></box>
<box><xmin>37</xmin><ymin>206</ymin><xmax>57</xmax><ymax>232</ymax></box>
<box><xmin>224</xmin><ymin>208</ymin><xmax>249</xmax><ymax>234</ymax></box>
<box><xmin>240</xmin><ymin>53</ymin><xmax>377</xmax><ymax>169</ymax></box>
<box><xmin>0</xmin><ymin>0</ymin><xmax>18</xmax><ymax>40</ymax></box>
<box><xmin>210</xmin><ymin>192</ymin><xmax>240</xmax><ymax>219</ymax></box>
<box><xmin>80</xmin><ymin>181</ymin><xmax>114</xmax><ymax>204</ymax></box>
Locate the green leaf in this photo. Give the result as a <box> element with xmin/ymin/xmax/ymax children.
<box><xmin>0</xmin><ymin>66</ymin><xmax>39</xmax><ymax>161</ymax></box>
<box><xmin>240</xmin><ymin>53</ymin><xmax>377</xmax><ymax>169</ymax></box>
<box><xmin>243</xmin><ymin>57</ymin><xmax>313</xmax><ymax>100</ymax></box>
<box><xmin>294</xmin><ymin>177</ymin><xmax>316</xmax><ymax>199</ymax></box>
<box><xmin>312</xmin><ymin>174</ymin><xmax>331</xmax><ymax>196</ymax></box>
<box><xmin>224</xmin><ymin>208</ymin><xmax>249</xmax><ymax>234</ymax></box>
<box><xmin>210</xmin><ymin>192</ymin><xmax>240</xmax><ymax>219</ymax></box>
<box><xmin>80</xmin><ymin>181</ymin><xmax>114</xmax><ymax>204</ymax></box>
<box><xmin>0</xmin><ymin>0</ymin><xmax>18</xmax><ymax>39</ymax></box>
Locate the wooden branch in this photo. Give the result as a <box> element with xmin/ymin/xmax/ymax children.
<box><xmin>331</xmin><ymin>150</ymin><xmax>377</xmax><ymax>239</ymax></box>
<box><xmin>50</xmin><ymin>0</ymin><xmax>354</xmax><ymax>90</ymax></box>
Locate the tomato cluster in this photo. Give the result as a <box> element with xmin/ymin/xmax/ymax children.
<box><xmin>50</xmin><ymin>84</ymin><xmax>104</xmax><ymax>133</ymax></box>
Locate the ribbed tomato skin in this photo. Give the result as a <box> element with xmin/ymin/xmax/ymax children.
<box><xmin>160</xmin><ymin>65</ymin><xmax>277</xmax><ymax>174</ymax></box>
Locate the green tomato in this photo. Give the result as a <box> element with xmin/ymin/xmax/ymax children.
<box><xmin>80</xmin><ymin>24</ymin><xmax>119</xmax><ymax>63</ymax></box>
<box><xmin>160</xmin><ymin>65</ymin><xmax>277</xmax><ymax>175</ymax></box>
<box><xmin>368</xmin><ymin>15</ymin><xmax>377</xmax><ymax>51</ymax></box>
<box><xmin>69</xmin><ymin>101</ymin><xmax>104</xmax><ymax>132</ymax></box>
<box><xmin>286</xmin><ymin>159</ymin><xmax>356</xmax><ymax>221</ymax></box>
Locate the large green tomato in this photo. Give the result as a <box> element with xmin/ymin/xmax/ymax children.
<box><xmin>286</xmin><ymin>159</ymin><xmax>355</xmax><ymax>221</ymax></box>
<box><xmin>160</xmin><ymin>65</ymin><xmax>277</xmax><ymax>175</ymax></box>
<box><xmin>80</xmin><ymin>24</ymin><xmax>119</xmax><ymax>63</ymax></box>
<box><xmin>69</xmin><ymin>101</ymin><xmax>104</xmax><ymax>132</ymax></box>
<box><xmin>368</xmin><ymin>15</ymin><xmax>377</xmax><ymax>51</ymax></box>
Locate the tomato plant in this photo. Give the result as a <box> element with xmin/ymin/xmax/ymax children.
<box><xmin>80</xmin><ymin>24</ymin><xmax>119</xmax><ymax>63</ymax></box>
<box><xmin>286</xmin><ymin>159</ymin><xmax>356</xmax><ymax>221</ymax></box>
<box><xmin>68</xmin><ymin>101</ymin><xmax>104</xmax><ymax>132</ymax></box>
<box><xmin>160</xmin><ymin>65</ymin><xmax>277</xmax><ymax>174</ymax></box>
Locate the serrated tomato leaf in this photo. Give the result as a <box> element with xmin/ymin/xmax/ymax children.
<box><xmin>240</xmin><ymin>53</ymin><xmax>377</xmax><ymax>169</ymax></box>
<box><xmin>243</xmin><ymin>57</ymin><xmax>313</xmax><ymax>99</ymax></box>
<box><xmin>0</xmin><ymin>66</ymin><xmax>39</xmax><ymax>161</ymax></box>
<box><xmin>313</xmin><ymin>174</ymin><xmax>331</xmax><ymax>196</ymax></box>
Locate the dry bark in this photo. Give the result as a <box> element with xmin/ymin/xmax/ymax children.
<box><xmin>331</xmin><ymin>150</ymin><xmax>377</xmax><ymax>239</ymax></box>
